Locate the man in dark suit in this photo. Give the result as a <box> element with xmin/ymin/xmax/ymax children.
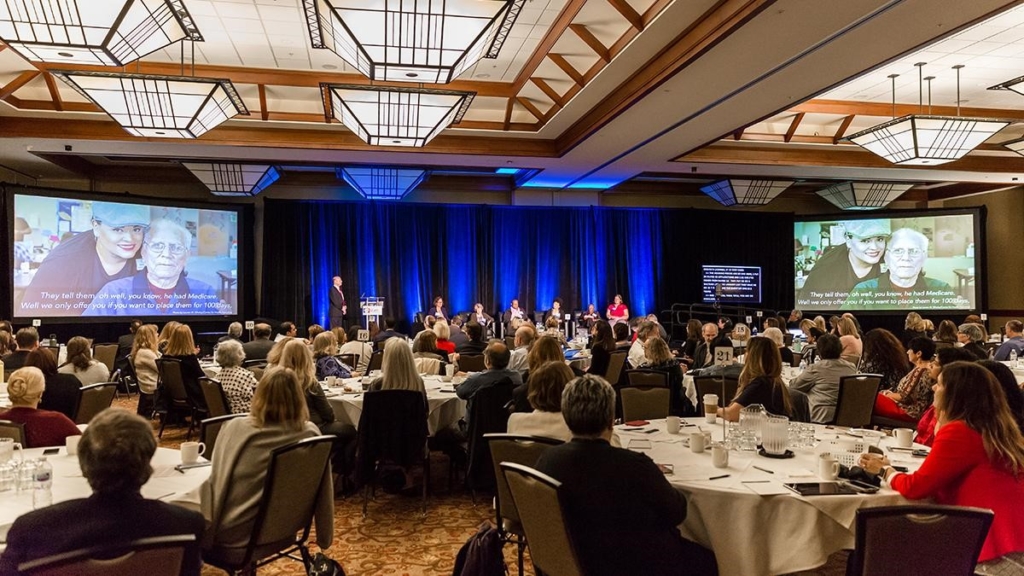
<box><xmin>241</xmin><ymin>323</ymin><xmax>275</xmax><ymax>361</ymax></box>
<box><xmin>329</xmin><ymin>275</ymin><xmax>347</xmax><ymax>329</ymax></box>
<box><xmin>0</xmin><ymin>409</ymin><xmax>204</xmax><ymax>576</ymax></box>
<box><xmin>2</xmin><ymin>327</ymin><xmax>38</xmax><ymax>372</ymax></box>
<box><xmin>372</xmin><ymin>317</ymin><xmax>404</xmax><ymax>345</ymax></box>
<box><xmin>455</xmin><ymin>323</ymin><xmax>488</xmax><ymax>355</ymax></box>
<box><xmin>116</xmin><ymin>319</ymin><xmax>142</xmax><ymax>367</ymax></box>
<box><xmin>692</xmin><ymin>322</ymin><xmax>732</xmax><ymax>369</ymax></box>
<box><xmin>535</xmin><ymin>374</ymin><xmax>718</xmax><ymax>576</ymax></box>
<box><xmin>449</xmin><ymin>315</ymin><xmax>469</xmax><ymax>347</ymax></box>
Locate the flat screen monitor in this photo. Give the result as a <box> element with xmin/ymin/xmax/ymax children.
<box><xmin>702</xmin><ymin>265</ymin><xmax>762</xmax><ymax>304</ymax></box>
<box><xmin>794</xmin><ymin>210</ymin><xmax>980</xmax><ymax>312</ymax></box>
<box><xmin>12</xmin><ymin>192</ymin><xmax>241</xmax><ymax>319</ymax></box>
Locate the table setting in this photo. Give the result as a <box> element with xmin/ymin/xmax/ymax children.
<box><xmin>324</xmin><ymin>373</ymin><xmax>466</xmax><ymax>435</ymax></box>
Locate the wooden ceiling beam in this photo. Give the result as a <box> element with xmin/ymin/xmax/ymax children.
<box><xmin>504</xmin><ymin>97</ymin><xmax>515</xmax><ymax>131</ymax></box>
<box><xmin>516</xmin><ymin>97</ymin><xmax>546</xmax><ymax>122</ymax></box>
<box><xmin>548</xmin><ymin>54</ymin><xmax>584</xmax><ymax>87</ymax></box>
<box><xmin>0</xmin><ymin>70</ymin><xmax>40</xmax><ymax>100</ymax></box>
<box><xmin>511</xmin><ymin>0</ymin><xmax>588</xmax><ymax>93</ymax></box>
<box><xmin>42</xmin><ymin>72</ymin><xmax>63</xmax><ymax>112</ymax></box>
<box><xmin>732</xmin><ymin>128</ymin><xmax>744</xmax><ymax>141</ymax></box>
<box><xmin>258</xmin><ymin>84</ymin><xmax>269</xmax><ymax>121</ymax></box>
<box><xmin>833</xmin><ymin>114</ymin><xmax>855</xmax><ymax>144</ymax></box>
<box><xmin>928</xmin><ymin>182</ymin><xmax>1018</xmax><ymax>201</ymax></box>
<box><xmin>607</xmin><ymin>0</ymin><xmax>644</xmax><ymax>31</ymax></box>
<box><xmin>531</xmin><ymin>77</ymin><xmax>564</xmax><ymax>107</ymax></box>
<box><xmin>792</xmin><ymin>98</ymin><xmax>1024</xmax><ymax>122</ymax></box>
<box><xmin>569</xmin><ymin>24</ymin><xmax>610</xmax><ymax>63</ymax></box>
<box><xmin>784</xmin><ymin>112</ymin><xmax>804</xmax><ymax>143</ymax></box>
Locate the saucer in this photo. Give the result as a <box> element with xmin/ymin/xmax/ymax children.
<box><xmin>758</xmin><ymin>448</ymin><xmax>794</xmax><ymax>459</ymax></box>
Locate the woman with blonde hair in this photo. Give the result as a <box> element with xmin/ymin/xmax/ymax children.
<box><xmin>901</xmin><ymin>312</ymin><xmax>927</xmax><ymax>348</ymax></box>
<box><xmin>0</xmin><ymin>367</ymin><xmax>80</xmax><ymax>447</ymax></box>
<box><xmin>130</xmin><ymin>324</ymin><xmax>160</xmax><ymax>416</ymax></box>
<box><xmin>511</xmin><ymin>336</ymin><xmax>578</xmax><ymax>412</ymax></box>
<box><xmin>836</xmin><ymin>316</ymin><xmax>862</xmax><ymax>364</ymax></box>
<box><xmin>58</xmin><ymin>336</ymin><xmax>109</xmax><ymax>386</ymax></box>
<box><xmin>277</xmin><ymin>340</ymin><xmax>356</xmax><ymax>445</ymax></box>
<box><xmin>157</xmin><ymin>321</ymin><xmax>180</xmax><ymax>353</ymax></box>
<box><xmin>644</xmin><ymin>336</ymin><xmax>688</xmax><ymax>416</ymax></box>
<box><xmin>718</xmin><ymin>337</ymin><xmax>792</xmax><ymax>421</ymax></box>
<box><xmin>161</xmin><ymin>323</ymin><xmax>206</xmax><ymax>411</ymax></box>
<box><xmin>312</xmin><ymin>331</ymin><xmax>352</xmax><ymax>380</ymax></box>
<box><xmin>813</xmin><ymin>316</ymin><xmax>827</xmax><ymax>334</ymax></box>
<box><xmin>265</xmin><ymin>336</ymin><xmax>295</xmax><ymax>368</ymax></box>
<box><xmin>371</xmin><ymin>337</ymin><xmax>425</xmax><ymax>394</ymax></box>
<box><xmin>433</xmin><ymin>320</ymin><xmax>455</xmax><ymax>355</ymax></box>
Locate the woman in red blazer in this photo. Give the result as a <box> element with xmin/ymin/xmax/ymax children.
<box><xmin>860</xmin><ymin>361</ymin><xmax>1024</xmax><ymax>572</ymax></box>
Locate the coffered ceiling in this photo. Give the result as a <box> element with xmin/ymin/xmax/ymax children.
<box><xmin>0</xmin><ymin>0</ymin><xmax>1023</xmax><ymax>204</ymax></box>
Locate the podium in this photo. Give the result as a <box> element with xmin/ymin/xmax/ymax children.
<box><xmin>360</xmin><ymin>297</ymin><xmax>384</xmax><ymax>329</ymax></box>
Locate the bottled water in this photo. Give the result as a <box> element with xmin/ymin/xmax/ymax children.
<box><xmin>1011</xmin><ymin>349</ymin><xmax>1018</xmax><ymax>364</ymax></box>
<box><xmin>32</xmin><ymin>457</ymin><xmax>52</xmax><ymax>509</ymax></box>
<box><xmin>798</xmin><ymin>359</ymin><xmax>807</xmax><ymax>372</ymax></box>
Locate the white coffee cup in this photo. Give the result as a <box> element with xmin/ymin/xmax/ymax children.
<box><xmin>689</xmin><ymin>432</ymin><xmax>706</xmax><ymax>454</ymax></box>
<box><xmin>180</xmin><ymin>441</ymin><xmax>205</xmax><ymax>465</ymax></box>
<box><xmin>894</xmin><ymin>428</ymin><xmax>914</xmax><ymax>448</ymax></box>
<box><xmin>703</xmin><ymin>394</ymin><xmax>718</xmax><ymax>424</ymax></box>
<box><xmin>326</xmin><ymin>375</ymin><xmax>337</xmax><ymax>387</ymax></box>
<box><xmin>666</xmin><ymin>416</ymin><xmax>680</xmax><ymax>434</ymax></box>
<box><xmin>0</xmin><ymin>438</ymin><xmax>22</xmax><ymax>463</ymax></box>
<box><xmin>818</xmin><ymin>453</ymin><xmax>840</xmax><ymax>481</ymax></box>
<box><xmin>443</xmin><ymin>364</ymin><xmax>455</xmax><ymax>382</ymax></box>
<box><xmin>711</xmin><ymin>442</ymin><xmax>729</xmax><ymax>468</ymax></box>
<box><xmin>65</xmin><ymin>435</ymin><xmax>80</xmax><ymax>456</ymax></box>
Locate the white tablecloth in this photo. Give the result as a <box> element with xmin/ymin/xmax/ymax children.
<box><xmin>0</xmin><ymin>446</ymin><xmax>210</xmax><ymax>545</ymax></box>
<box><xmin>327</xmin><ymin>375</ymin><xmax>465</xmax><ymax>435</ymax></box>
<box><xmin>615</xmin><ymin>418</ymin><xmax>921</xmax><ymax>575</ymax></box>
<box><xmin>683</xmin><ymin>370</ymin><xmax>796</xmax><ymax>409</ymax></box>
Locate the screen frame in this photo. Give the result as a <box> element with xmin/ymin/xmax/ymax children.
<box><xmin>7</xmin><ymin>185</ymin><xmax>247</xmax><ymax>324</ymax></box>
<box><xmin>793</xmin><ymin>206</ymin><xmax>986</xmax><ymax>315</ymax></box>
<box><xmin>701</xmin><ymin>264</ymin><xmax>763</xmax><ymax>304</ymax></box>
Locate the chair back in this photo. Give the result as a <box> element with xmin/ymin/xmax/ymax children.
<box><xmin>788</xmin><ymin>388</ymin><xmax>812</xmax><ymax>423</ymax></box>
<box><xmin>834</xmin><ymin>374</ymin><xmax>882</xmax><ymax>427</ymax></box>
<box><xmin>19</xmin><ymin>534</ymin><xmax>196</xmax><ymax>576</ymax></box>
<box><xmin>466</xmin><ymin>381</ymin><xmax>515</xmax><ymax>491</ymax></box>
<box><xmin>504</xmin><ymin>336</ymin><xmax>516</xmax><ymax>349</ymax></box>
<box><xmin>850</xmin><ymin>505</ymin><xmax>993</xmax><ymax>576</ymax></box>
<box><xmin>620</xmin><ymin>387</ymin><xmax>670</xmax><ymax>421</ymax></box>
<box><xmin>414</xmin><ymin>356</ymin><xmax>442</xmax><ymax>375</ymax></box>
<box><xmin>934</xmin><ymin>341</ymin><xmax>954</xmax><ymax>350</ymax></box>
<box><xmin>355</xmin><ymin>390</ymin><xmax>429</xmax><ymax>484</ymax></box>
<box><xmin>458</xmin><ymin>354</ymin><xmax>486</xmax><ymax>373</ymax></box>
<box><xmin>367</xmin><ymin>350</ymin><xmax>384</xmax><ymax>372</ymax></box>
<box><xmin>200</xmin><ymin>414</ymin><xmax>247</xmax><ymax>460</ymax></box>
<box><xmin>501</xmin><ymin>463</ymin><xmax>583</xmax><ymax>576</ymax></box>
<box><xmin>601</xmin><ymin>351</ymin><xmax>625</xmax><ymax>386</ymax></box>
<box><xmin>338</xmin><ymin>354</ymin><xmax>358</xmax><ymax>371</ymax></box>
<box><xmin>625</xmin><ymin>369</ymin><xmax>669</xmax><ymax>388</ymax></box>
<box><xmin>156</xmin><ymin>359</ymin><xmax>190</xmax><ymax>406</ymax></box>
<box><xmin>242</xmin><ymin>359</ymin><xmax>267</xmax><ymax>369</ymax></box>
<box><xmin>121</xmin><ymin>355</ymin><xmax>139</xmax><ymax>393</ymax></box>
<box><xmin>74</xmin><ymin>383</ymin><xmax>118</xmax><ymax>425</ymax></box>
<box><xmin>0</xmin><ymin>419</ymin><xmax>26</xmax><ymax>443</ymax></box>
<box><xmin>91</xmin><ymin>343</ymin><xmax>119</xmax><ymax>374</ymax></box>
<box><xmin>694</xmin><ymin>376</ymin><xmax>739</xmax><ymax>407</ymax></box>
<box><xmin>486</xmin><ymin>434</ymin><xmax>562</xmax><ymax>533</ymax></box>
<box><xmin>199</xmin><ymin>377</ymin><xmax>231</xmax><ymax>418</ymax></box>
<box><xmin>842</xmin><ymin>354</ymin><xmax>862</xmax><ymax>366</ymax></box>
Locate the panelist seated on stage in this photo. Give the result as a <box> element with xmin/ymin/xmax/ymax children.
<box><xmin>0</xmin><ymin>409</ymin><xmax>205</xmax><ymax>576</ymax></box>
<box><xmin>427</xmin><ymin>296</ymin><xmax>448</xmax><ymax>322</ymax></box>
<box><xmin>579</xmin><ymin>304</ymin><xmax>600</xmax><ymax>330</ymax></box>
<box><xmin>502</xmin><ymin>299</ymin><xmax>526</xmax><ymax>328</ymax></box>
<box><xmin>606</xmin><ymin>294</ymin><xmax>629</xmax><ymax>326</ymax></box>
<box><xmin>544</xmin><ymin>298</ymin><xmax>567</xmax><ymax>326</ymax></box>
<box><xmin>470</xmin><ymin>303</ymin><xmax>495</xmax><ymax>333</ymax></box>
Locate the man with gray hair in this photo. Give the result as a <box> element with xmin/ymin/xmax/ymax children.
<box><xmin>456</xmin><ymin>341</ymin><xmax>523</xmax><ymax>424</ymax></box>
<box><xmin>0</xmin><ymin>408</ymin><xmax>204</xmax><ymax>575</ymax></box>
<box><xmin>843</xmin><ymin>227</ymin><xmax>956</xmax><ymax>310</ymax></box>
<box><xmin>218</xmin><ymin>321</ymin><xmax>244</xmax><ymax>345</ymax></box>
<box><xmin>535</xmin><ymin>375</ymin><xmax>718</xmax><ymax>576</ymax></box>
<box><xmin>508</xmin><ymin>325</ymin><xmax>536</xmax><ymax>372</ymax></box>
<box><xmin>85</xmin><ymin>219</ymin><xmax>224</xmax><ymax>316</ymax></box>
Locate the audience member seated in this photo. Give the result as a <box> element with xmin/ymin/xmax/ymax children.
<box><xmin>643</xmin><ymin>336</ymin><xmax>688</xmax><ymax>416</ymax></box>
<box><xmin>157</xmin><ymin>321</ymin><xmax>180</xmax><ymax>354</ymax></box>
<box><xmin>681</xmin><ymin>319</ymin><xmax>702</xmax><ymax>361</ymax></box>
<box><xmin>933</xmin><ymin>319</ymin><xmax>959</xmax><ymax>347</ymax></box>
<box><xmin>339</xmin><ymin>325</ymin><xmax>373</xmax><ymax>373</ymax></box>
<box><xmin>874</xmin><ymin>337</ymin><xmax>936</xmax><ymax>423</ymax></box>
<box><xmin>509</xmin><ymin>325</ymin><xmax>536</xmax><ymax>372</ymax></box>
<box><xmin>837</xmin><ymin>317</ymin><xmax>862</xmax><ymax>364</ymax></box>
<box><xmin>0</xmin><ymin>330</ymin><xmax>16</xmax><ymax>356</ymax></box>
<box><xmin>859</xmin><ymin>328</ymin><xmax>910</xmax><ymax>392</ymax></box>
<box><xmin>691</xmin><ymin>323</ymin><xmax>732</xmax><ymax>369</ymax></box>
<box><xmin>801</xmin><ymin>327</ymin><xmax>825</xmax><ymax>364</ymax></box>
<box><xmin>274</xmin><ymin>321</ymin><xmax>298</xmax><ymax>342</ymax></box>
<box><xmin>535</xmin><ymin>374</ymin><xmax>718</xmax><ymax>576</ymax></box>
<box><xmin>511</xmin><ymin>336</ymin><xmax>577</xmax><ymax>413</ymax></box>
<box><xmin>647</xmin><ymin>314</ymin><xmax>669</xmax><ymax>341</ymax></box>
<box><xmin>217</xmin><ymin>321</ymin><xmax>243</xmax><ymax>345</ymax></box>
<box><xmin>306</xmin><ymin>324</ymin><xmax>325</xmax><ymax>345</ymax></box>
<box><xmin>199</xmin><ymin>367</ymin><xmax>331</xmax><ymax>552</ymax></box>
<box><xmin>131</xmin><ymin>324</ymin><xmax>161</xmax><ymax>416</ymax></box>
<box><xmin>434</xmin><ymin>320</ymin><xmax>457</xmax><ymax>355</ymax></box>
<box><xmin>628</xmin><ymin>321</ymin><xmax>657</xmax><ymax>369</ymax></box>
<box><xmin>455</xmin><ymin>322</ymin><xmax>488</xmax><ymax>355</ymax></box>
<box><xmin>587</xmin><ymin>320</ymin><xmax>616</xmax><ymax>378</ymax></box>
<box><xmin>0</xmin><ymin>409</ymin><xmax>204</xmax><ymax>576</ymax></box>
<box><xmin>26</xmin><ymin>348</ymin><xmax>81</xmax><ymax>421</ymax></box>
<box><xmin>116</xmin><ymin>318</ymin><xmax>142</xmax><ymax>367</ymax></box>
<box><xmin>215</xmin><ymin>339</ymin><xmax>257</xmax><ymax>414</ymax></box>
<box><xmin>542</xmin><ymin>317</ymin><xmax>567</xmax><ymax>345</ymax></box>
<box><xmin>0</xmin><ymin>367</ymin><xmax>81</xmax><ymax>448</ymax></box>
<box><xmin>979</xmin><ymin>361</ymin><xmax>1024</xmax><ymax>434</ymax></box>
<box><xmin>957</xmin><ymin>323</ymin><xmax>989</xmax><ymax>360</ymax></box>
<box><xmin>914</xmin><ymin>347</ymin><xmax>977</xmax><ymax>446</ymax></box>
<box><xmin>449</xmin><ymin>315</ymin><xmax>469</xmax><ymax>347</ymax></box>
<box><xmin>411</xmin><ymin>330</ymin><xmax>447</xmax><ymax>375</ymax></box>
<box><xmin>373</xmin><ymin>317</ymin><xmax>404</xmax><ymax>346</ymax></box>
<box><xmin>860</xmin><ymin>361</ymin><xmax>1024</xmax><ymax>574</ymax></box>
<box><xmin>964</xmin><ymin>314</ymin><xmax>989</xmax><ymax>340</ymax></box>
<box><xmin>58</xmin><ymin>336</ymin><xmax>111</xmax><ymax>387</ymax></box>
<box><xmin>613</xmin><ymin>322</ymin><xmax>632</xmax><ymax>351</ymax></box>
<box><xmin>161</xmin><ymin>324</ymin><xmax>207</xmax><ymax>412</ymax></box>
<box><xmin>901</xmin><ymin>312</ymin><xmax>928</xmax><ymax>348</ymax></box>
<box><xmin>2</xmin><ymin>327</ymin><xmax>39</xmax><ymax>371</ymax></box>
<box><xmin>456</xmin><ymin>342</ymin><xmax>522</xmax><ymax>423</ymax></box>
<box><xmin>718</xmin><ymin>337</ymin><xmax>792</xmax><ymax>420</ymax></box>
<box><xmin>762</xmin><ymin>327</ymin><xmax>793</xmax><ymax>366</ymax></box>
<box><xmin>312</xmin><ymin>331</ymin><xmax>353</xmax><ymax>380</ymax></box>
<box><xmin>370</xmin><ymin>338</ymin><xmax>426</xmax><ymax>394</ymax></box>
<box><xmin>507</xmin><ymin>361</ymin><xmax>575</xmax><ymax>441</ymax></box>
<box><xmin>789</xmin><ymin>334</ymin><xmax>856</xmax><ymax>423</ymax></box>
<box><xmin>995</xmin><ymin>320</ymin><xmax>1024</xmax><ymax>362</ymax></box>
<box><xmin>241</xmin><ymin>323</ymin><xmax>274</xmax><ymax>362</ymax></box>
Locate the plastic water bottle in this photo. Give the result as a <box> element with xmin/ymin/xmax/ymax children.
<box><xmin>798</xmin><ymin>359</ymin><xmax>807</xmax><ymax>372</ymax></box>
<box><xmin>1011</xmin><ymin>349</ymin><xmax>1018</xmax><ymax>364</ymax></box>
<box><xmin>32</xmin><ymin>457</ymin><xmax>52</xmax><ymax>509</ymax></box>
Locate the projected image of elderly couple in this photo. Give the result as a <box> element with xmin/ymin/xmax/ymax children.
<box><xmin>795</xmin><ymin>215</ymin><xmax>975</xmax><ymax>311</ymax></box>
<box><xmin>14</xmin><ymin>195</ymin><xmax>238</xmax><ymax>317</ymax></box>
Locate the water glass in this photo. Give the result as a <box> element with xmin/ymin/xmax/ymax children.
<box><xmin>762</xmin><ymin>414</ymin><xmax>790</xmax><ymax>455</ymax></box>
<box><xmin>800</xmin><ymin>425</ymin><xmax>817</xmax><ymax>448</ymax></box>
<box><xmin>17</xmin><ymin>459</ymin><xmax>37</xmax><ymax>492</ymax></box>
<box><xmin>0</xmin><ymin>461</ymin><xmax>16</xmax><ymax>491</ymax></box>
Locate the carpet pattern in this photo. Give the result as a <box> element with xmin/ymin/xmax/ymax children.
<box><xmin>110</xmin><ymin>396</ymin><xmax>848</xmax><ymax>576</ymax></box>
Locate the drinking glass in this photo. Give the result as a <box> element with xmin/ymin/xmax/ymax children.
<box><xmin>762</xmin><ymin>414</ymin><xmax>790</xmax><ymax>455</ymax></box>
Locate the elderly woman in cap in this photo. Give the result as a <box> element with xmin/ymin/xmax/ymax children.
<box><xmin>0</xmin><ymin>367</ymin><xmax>81</xmax><ymax>448</ymax></box>
<box><xmin>800</xmin><ymin>219</ymin><xmax>890</xmax><ymax>297</ymax></box>
<box><xmin>21</xmin><ymin>201</ymin><xmax>150</xmax><ymax>315</ymax></box>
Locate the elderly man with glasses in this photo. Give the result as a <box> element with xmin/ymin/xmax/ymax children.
<box><xmin>842</xmin><ymin>228</ymin><xmax>957</xmax><ymax>310</ymax></box>
<box><xmin>85</xmin><ymin>219</ymin><xmax>225</xmax><ymax>316</ymax></box>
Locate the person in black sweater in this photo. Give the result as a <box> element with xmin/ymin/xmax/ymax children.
<box><xmin>586</xmin><ymin>320</ymin><xmax>615</xmax><ymax>379</ymax></box>
<box><xmin>161</xmin><ymin>324</ymin><xmax>207</xmax><ymax>411</ymax></box>
<box><xmin>719</xmin><ymin>337</ymin><xmax>792</xmax><ymax>420</ymax></box>
<box><xmin>26</xmin><ymin>348</ymin><xmax>82</xmax><ymax>421</ymax></box>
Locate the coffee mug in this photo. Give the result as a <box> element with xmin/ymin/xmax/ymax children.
<box><xmin>689</xmin><ymin>432</ymin><xmax>706</xmax><ymax>454</ymax></box>
<box><xmin>818</xmin><ymin>453</ymin><xmax>840</xmax><ymax>481</ymax></box>
<box><xmin>65</xmin><ymin>435</ymin><xmax>80</xmax><ymax>456</ymax></box>
<box><xmin>180</xmin><ymin>441</ymin><xmax>206</xmax><ymax>465</ymax></box>
<box><xmin>666</xmin><ymin>416</ymin><xmax>680</xmax><ymax>434</ymax></box>
<box><xmin>711</xmin><ymin>442</ymin><xmax>729</xmax><ymax>468</ymax></box>
<box><xmin>442</xmin><ymin>364</ymin><xmax>455</xmax><ymax>382</ymax></box>
<box><xmin>894</xmin><ymin>428</ymin><xmax>914</xmax><ymax>448</ymax></box>
<box><xmin>326</xmin><ymin>375</ymin><xmax>337</xmax><ymax>387</ymax></box>
<box><xmin>0</xmin><ymin>438</ymin><xmax>22</xmax><ymax>464</ymax></box>
<box><xmin>703</xmin><ymin>394</ymin><xmax>718</xmax><ymax>424</ymax></box>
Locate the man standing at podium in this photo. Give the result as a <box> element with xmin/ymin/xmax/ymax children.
<box><xmin>329</xmin><ymin>275</ymin><xmax>347</xmax><ymax>329</ymax></box>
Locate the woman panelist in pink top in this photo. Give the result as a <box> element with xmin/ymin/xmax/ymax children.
<box><xmin>606</xmin><ymin>294</ymin><xmax>629</xmax><ymax>326</ymax></box>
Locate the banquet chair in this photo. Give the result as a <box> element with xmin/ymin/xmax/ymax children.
<box><xmin>694</xmin><ymin>376</ymin><xmax>739</xmax><ymax>407</ymax></box>
<box><xmin>18</xmin><ymin>534</ymin><xmax>197</xmax><ymax>576</ymax></box>
<box><xmin>91</xmin><ymin>343</ymin><xmax>119</xmax><ymax>375</ymax></box>
<box><xmin>414</xmin><ymin>357</ymin><xmax>442</xmax><ymax>375</ymax></box>
<box><xmin>73</xmin><ymin>382</ymin><xmax>118</xmax><ymax>425</ymax></box>
<box><xmin>367</xmin><ymin>350</ymin><xmax>384</xmax><ymax>372</ymax></box>
<box><xmin>203</xmin><ymin>435</ymin><xmax>335</xmax><ymax>574</ymax></box>
<box><xmin>603</xmin><ymin>351</ymin><xmax>628</xmax><ymax>386</ymax></box>
<box><xmin>458</xmin><ymin>354</ymin><xmax>486</xmax><ymax>373</ymax></box>
<box><xmin>199</xmin><ymin>377</ymin><xmax>231</xmax><ymax>418</ymax></box>
<box><xmin>156</xmin><ymin>359</ymin><xmax>198</xmax><ymax>440</ymax></box>
<box><xmin>486</xmin><ymin>434</ymin><xmax>563</xmax><ymax>576</ymax></box>
<box><xmin>788</xmin><ymin>388</ymin><xmax>812</xmax><ymax>423</ymax></box>
<box><xmin>847</xmin><ymin>505</ymin><xmax>993</xmax><ymax>576</ymax></box>
<box><xmin>625</xmin><ymin>369</ymin><xmax>669</xmax><ymax>388</ymax></box>
<box><xmin>338</xmin><ymin>354</ymin><xmax>359</xmax><ymax>372</ymax></box>
<box><xmin>118</xmin><ymin>355</ymin><xmax>139</xmax><ymax>396</ymax></box>
<box><xmin>0</xmin><ymin>419</ymin><xmax>26</xmax><ymax>443</ymax></box>
<box><xmin>620</xmin><ymin>387</ymin><xmax>670</xmax><ymax>421</ymax></box>
<box><xmin>355</xmin><ymin>390</ymin><xmax>429</xmax><ymax>517</ymax></box>
<box><xmin>242</xmin><ymin>359</ymin><xmax>267</xmax><ymax>369</ymax></box>
<box><xmin>505</xmin><ymin>336</ymin><xmax>516</xmax><ymax>350</ymax></box>
<box><xmin>200</xmin><ymin>413</ymin><xmax>246</xmax><ymax>461</ymax></box>
<box><xmin>832</xmin><ymin>374</ymin><xmax>882</xmax><ymax>428</ymax></box>
<box><xmin>465</xmin><ymin>381</ymin><xmax>515</xmax><ymax>497</ymax></box>
<box><xmin>501</xmin><ymin>462</ymin><xmax>583</xmax><ymax>576</ymax></box>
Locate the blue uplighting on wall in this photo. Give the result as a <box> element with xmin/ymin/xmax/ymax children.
<box><xmin>495</xmin><ymin>167</ymin><xmax>520</xmax><ymax>175</ymax></box>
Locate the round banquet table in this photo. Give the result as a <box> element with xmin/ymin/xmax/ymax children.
<box><xmin>682</xmin><ymin>369</ymin><xmax>795</xmax><ymax>410</ymax></box>
<box><xmin>615</xmin><ymin>417</ymin><xmax>923</xmax><ymax>576</ymax></box>
<box><xmin>326</xmin><ymin>375</ymin><xmax>466</xmax><ymax>436</ymax></box>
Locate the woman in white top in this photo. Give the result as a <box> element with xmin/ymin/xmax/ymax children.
<box><xmin>215</xmin><ymin>339</ymin><xmax>257</xmax><ymax>414</ymax></box>
<box><xmin>58</xmin><ymin>336</ymin><xmax>110</xmax><ymax>387</ymax></box>
<box><xmin>338</xmin><ymin>325</ymin><xmax>373</xmax><ymax>373</ymax></box>
<box><xmin>131</xmin><ymin>325</ymin><xmax>160</xmax><ymax>395</ymax></box>
<box><xmin>837</xmin><ymin>316</ymin><xmax>863</xmax><ymax>364</ymax></box>
<box><xmin>508</xmin><ymin>362</ymin><xmax>621</xmax><ymax>446</ymax></box>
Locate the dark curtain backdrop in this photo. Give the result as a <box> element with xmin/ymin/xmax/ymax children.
<box><xmin>260</xmin><ymin>200</ymin><xmax>794</xmax><ymax>330</ymax></box>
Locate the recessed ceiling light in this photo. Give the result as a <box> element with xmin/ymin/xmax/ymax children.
<box><xmin>322</xmin><ymin>64</ymin><xmax>338</xmax><ymax>70</ymax></box>
<box><xmin>477</xmin><ymin>73</ymin><xmax>490</xmax><ymax>78</ymax></box>
<box><xmin>406</xmin><ymin>72</ymin><xmax>418</xmax><ymax>78</ymax></box>
<box><xmin>57</xmin><ymin>52</ymin><xmax>73</xmax><ymax>58</ymax></box>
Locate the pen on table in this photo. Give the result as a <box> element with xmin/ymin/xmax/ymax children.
<box><xmin>708</xmin><ymin>474</ymin><xmax>730</xmax><ymax>480</ymax></box>
<box><xmin>752</xmin><ymin>465</ymin><xmax>774</xmax><ymax>474</ymax></box>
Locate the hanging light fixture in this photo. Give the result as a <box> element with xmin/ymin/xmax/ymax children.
<box><xmin>0</xmin><ymin>0</ymin><xmax>201</xmax><ymax>66</ymax></box>
<box><xmin>846</xmin><ymin>64</ymin><xmax>1009</xmax><ymax>165</ymax></box>
<box><xmin>304</xmin><ymin>0</ymin><xmax>525</xmax><ymax>84</ymax></box>
<box><xmin>51</xmin><ymin>70</ymin><xmax>247</xmax><ymax>138</ymax></box>
<box><xmin>699</xmin><ymin>179</ymin><xmax>794</xmax><ymax>207</ymax></box>
<box><xmin>182</xmin><ymin>163</ymin><xmax>281</xmax><ymax>196</ymax></box>
<box><xmin>816</xmin><ymin>181</ymin><xmax>915</xmax><ymax>210</ymax></box>
<box><xmin>989</xmin><ymin>73</ymin><xmax>1024</xmax><ymax>156</ymax></box>
<box><xmin>323</xmin><ymin>83</ymin><xmax>473</xmax><ymax>147</ymax></box>
<box><xmin>337</xmin><ymin>166</ymin><xmax>428</xmax><ymax>200</ymax></box>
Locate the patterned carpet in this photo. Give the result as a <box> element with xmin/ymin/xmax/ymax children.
<box><xmin>112</xmin><ymin>396</ymin><xmax>849</xmax><ymax>576</ymax></box>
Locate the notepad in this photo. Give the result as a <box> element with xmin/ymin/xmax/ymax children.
<box><xmin>743</xmin><ymin>481</ymin><xmax>792</xmax><ymax>496</ymax></box>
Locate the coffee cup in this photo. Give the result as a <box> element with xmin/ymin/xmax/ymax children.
<box><xmin>443</xmin><ymin>364</ymin><xmax>455</xmax><ymax>382</ymax></box>
<box><xmin>894</xmin><ymin>428</ymin><xmax>914</xmax><ymax>448</ymax></box>
<box><xmin>180</xmin><ymin>441</ymin><xmax>206</xmax><ymax>465</ymax></box>
<box><xmin>65</xmin><ymin>435</ymin><xmax>80</xmax><ymax>456</ymax></box>
<box><xmin>326</xmin><ymin>375</ymin><xmax>337</xmax><ymax>387</ymax></box>
<box><xmin>818</xmin><ymin>453</ymin><xmax>840</xmax><ymax>481</ymax></box>
<box><xmin>711</xmin><ymin>442</ymin><xmax>729</xmax><ymax>468</ymax></box>
<box><xmin>666</xmin><ymin>416</ymin><xmax>681</xmax><ymax>434</ymax></box>
<box><xmin>0</xmin><ymin>438</ymin><xmax>23</xmax><ymax>464</ymax></box>
<box><xmin>703</xmin><ymin>394</ymin><xmax>718</xmax><ymax>424</ymax></box>
<box><xmin>689</xmin><ymin>432</ymin><xmax>706</xmax><ymax>454</ymax></box>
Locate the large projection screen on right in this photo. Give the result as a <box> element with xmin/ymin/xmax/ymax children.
<box><xmin>794</xmin><ymin>211</ymin><xmax>979</xmax><ymax>312</ymax></box>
